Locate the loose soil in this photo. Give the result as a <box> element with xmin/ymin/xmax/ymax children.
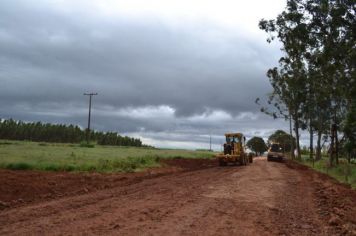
<box><xmin>0</xmin><ymin>157</ymin><xmax>355</xmax><ymax>235</ymax></box>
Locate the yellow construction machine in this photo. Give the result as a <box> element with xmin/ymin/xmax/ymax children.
<box><xmin>216</xmin><ymin>133</ymin><xmax>252</xmax><ymax>166</ymax></box>
<box><xmin>267</xmin><ymin>143</ymin><xmax>284</xmax><ymax>162</ymax></box>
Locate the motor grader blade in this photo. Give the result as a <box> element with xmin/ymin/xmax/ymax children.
<box><xmin>216</xmin><ymin>154</ymin><xmax>247</xmax><ymax>166</ymax></box>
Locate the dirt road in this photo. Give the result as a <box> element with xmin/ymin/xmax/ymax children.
<box><xmin>0</xmin><ymin>158</ymin><xmax>355</xmax><ymax>235</ymax></box>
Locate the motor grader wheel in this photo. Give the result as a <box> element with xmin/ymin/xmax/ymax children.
<box><xmin>241</xmin><ymin>157</ymin><xmax>247</xmax><ymax>166</ymax></box>
<box><xmin>219</xmin><ymin>159</ymin><xmax>227</xmax><ymax>166</ymax></box>
<box><xmin>243</xmin><ymin>155</ymin><xmax>248</xmax><ymax>165</ymax></box>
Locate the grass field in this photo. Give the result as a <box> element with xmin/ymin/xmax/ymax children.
<box><xmin>299</xmin><ymin>155</ymin><xmax>356</xmax><ymax>189</ymax></box>
<box><xmin>0</xmin><ymin>140</ymin><xmax>215</xmax><ymax>173</ymax></box>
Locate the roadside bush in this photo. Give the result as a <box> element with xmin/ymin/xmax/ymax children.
<box><xmin>63</xmin><ymin>165</ymin><xmax>76</xmax><ymax>172</ymax></box>
<box><xmin>79</xmin><ymin>142</ymin><xmax>95</xmax><ymax>148</ymax></box>
<box><xmin>43</xmin><ymin>164</ymin><xmax>60</xmax><ymax>171</ymax></box>
<box><xmin>0</xmin><ymin>141</ymin><xmax>13</xmax><ymax>145</ymax></box>
<box><xmin>6</xmin><ymin>162</ymin><xmax>32</xmax><ymax>170</ymax></box>
<box><xmin>78</xmin><ymin>164</ymin><xmax>97</xmax><ymax>172</ymax></box>
<box><xmin>299</xmin><ymin>157</ymin><xmax>356</xmax><ymax>189</ymax></box>
<box><xmin>300</xmin><ymin>146</ymin><xmax>309</xmax><ymax>155</ymax></box>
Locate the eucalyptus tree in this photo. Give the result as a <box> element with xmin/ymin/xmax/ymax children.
<box><xmin>259</xmin><ymin>0</ymin><xmax>312</xmax><ymax>159</ymax></box>
<box><xmin>342</xmin><ymin>86</ymin><xmax>356</xmax><ymax>162</ymax></box>
<box><xmin>259</xmin><ymin>0</ymin><xmax>355</xmax><ymax>164</ymax></box>
<box><xmin>0</xmin><ymin>118</ymin><xmax>143</xmax><ymax>147</ymax></box>
<box><xmin>304</xmin><ymin>0</ymin><xmax>355</xmax><ymax>164</ymax></box>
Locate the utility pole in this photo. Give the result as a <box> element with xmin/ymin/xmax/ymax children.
<box><xmin>84</xmin><ymin>92</ymin><xmax>98</xmax><ymax>144</ymax></box>
<box><xmin>209</xmin><ymin>133</ymin><xmax>212</xmax><ymax>151</ymax></box>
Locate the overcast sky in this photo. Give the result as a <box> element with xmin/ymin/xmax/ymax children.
<box><xmin>0</xmin><ymin>0</ymin><xmax>297</xmax><ymax>149</ymax></box>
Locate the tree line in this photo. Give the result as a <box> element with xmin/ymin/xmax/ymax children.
<box><xmin>247</xmin><ymin>130</ymin><xmax>295</xmax><ymax>155</ymax></box>
<box><xmin>0</xmin><ymin>118</ymin><xmax>144</xmax><ymax>147</ymax></box>
<box><xmin>258</xmin><ymin>0</ymin><xmax>355</xmax><ymax>165</ymax></box>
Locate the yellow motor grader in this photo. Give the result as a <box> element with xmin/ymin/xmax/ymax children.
<box><xmin>216</xmin><ymin>133</ymin><xmax>252</xmax><ymax>166</ymax></box>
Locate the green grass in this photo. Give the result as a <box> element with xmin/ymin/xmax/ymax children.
<box><xmin>0</xmin><ymin>140</ymin><xmax>215</xmax><ymax>173</ymax></box>
<box><xmin>298</xmin><ymin>155</ymin><xmax>356</xmax><ymax>189</ymax></box>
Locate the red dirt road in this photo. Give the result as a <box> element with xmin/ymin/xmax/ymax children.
<box><xmin>0</xmin><ymin>158</ymin><xmax>355</xmax><ymax>235</ymax></box>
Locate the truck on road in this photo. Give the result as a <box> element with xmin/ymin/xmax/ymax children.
<box><xmin>267</xmin><ymin>143</ymin><xmax>284</xmax><ymax>162</ymax></box>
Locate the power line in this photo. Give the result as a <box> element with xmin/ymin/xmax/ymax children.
<box><xmin>84</xmin><ymin>92</ymin><xmax>98</xmax><ymax>143</ymax></box>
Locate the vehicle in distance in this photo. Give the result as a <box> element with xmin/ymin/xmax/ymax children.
<box><xmin>267</xmin><ymin>143</ymin><xmax>284</xmax><ymax>162</ymax></box>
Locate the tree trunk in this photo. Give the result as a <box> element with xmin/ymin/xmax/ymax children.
<box><xmin>316</xmin><ymin>130</ymin><xmax>322</xmax><ymax>161</ymax></box>
<box><xmin>289</xmin><ymin>115</ymin><xmax>295</xmax><ymax>159</ymax></box>
<box><xmin>330</xmin><ymin>124</ymin><xmax>335</xmax><ymax>166</ymax></box>
<box><xmin>335</xmin><ymin>125</ymin><xmax>339</xmax><ymax>165</ymax></box>
<box><xmin>294</xmin><ymin>118</ymin><xmax>301</xmax><ymax>160</ymax></box>
<box><xmin>309</xmin><ymin>125</ymin><xmax>314</xmax><ymax>160</ymax></box>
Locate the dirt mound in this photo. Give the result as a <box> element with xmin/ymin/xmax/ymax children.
<box><xmin>285</xmin><ymin>159</ymin><xmax>310</xmax><ymax>170</ymax></box>
<box><xmin>0</xmin><ymin>158</ymin><xmax>215</xmax><ymax>210</ymax></box>
<box><xmin>286</xmin><ymin>160</ymin><xmax>356</xmax><ymax>235</ymax></box>
<box><xmin>0</xmin><ymin>170</ymin><xmax>139</xmax><ymax>209</ymax></box>
<box><xmin>162</xmin><ymin>158</ymin><xmax>217</xmax><ymax>170</ymax></box>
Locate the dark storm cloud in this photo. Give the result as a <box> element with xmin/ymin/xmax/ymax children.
<box><xmin>0</xmin><ymin>0</ymin><xmax>291</xmax><ymax>148</ymax></box>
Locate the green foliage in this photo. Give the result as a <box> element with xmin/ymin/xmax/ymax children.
<box><xmin>79</xmin><ymin>142</ymin><xmax>95</xmax><ymax>148</ymax></box>
<box><xmin>259</xmin><ymin>0</ymin><xmax>355</xmax><ymax>162</ymax></box>
<box><xmin>246</xmin><ymin>136</ymin><xmax>267</xmax><ymax>155</ymax></box>
<box><xmin>299</xmin><ymin>156</ymin><xmax>356</xmax><ymax>189</ymax></box>
<box><xmin>0</xmin><ymin>118</ymin><xmax>143</xmax><ymax>147</ymax></box>
<box><xmin>342</xmin><ymin>86</ymin><xmax>356</xmax><ymax>160</ymax></box>
<box><xmin>0</xmin><ymin>140</ymin><xmax>215</xmax><ymax>173</ymax></box>
<box><xmin>0</xmin><ymin>141</ymin><xmax>13</xmax><ymax>145</ymax></box>
<box><xmin>5</xmin><ymin>162</ymin><xmax>32</xmax><ymax>170</ymax></box>
<box><xmin>300</xmin><ymin>146</ymin><xmax>310</xmax><ymax>155</ymax></box>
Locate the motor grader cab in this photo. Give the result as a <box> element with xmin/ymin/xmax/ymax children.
<box><xmin>216</xmin><ymin>133</ymin><xmax>252</xmax><ymax>166</ymax></box>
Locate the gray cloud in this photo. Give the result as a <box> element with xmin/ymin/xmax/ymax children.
<box><xmin>0</xmin><ymin>0</ymin><xmax>296</xmax><ymax>149</ymax></box>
